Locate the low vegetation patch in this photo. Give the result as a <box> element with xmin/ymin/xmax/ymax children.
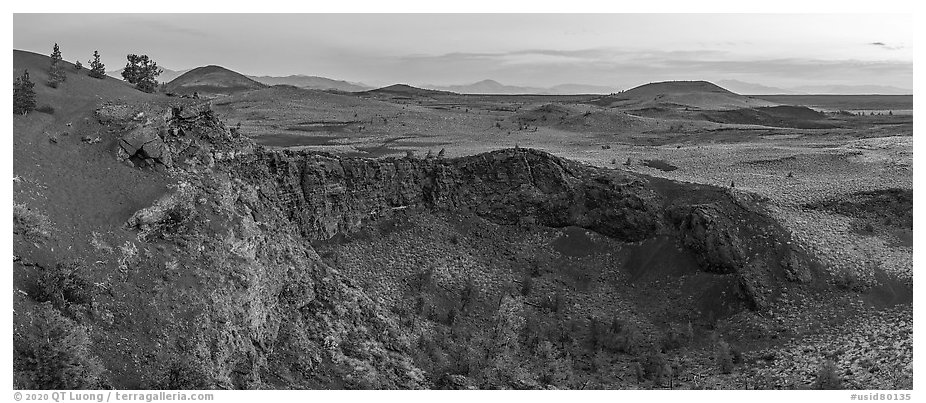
<box><xmin>804</xmin><ymin>189</ymin><xmax>912</xmax><ymax>230</ymax></box>
<box><xmin>34</xmin><ymin>259</ymin><xmax>95</xmax><ymax>310</ymax></box>
<box><xmin>13</xmin><ymin>203</ymin><xmax>53</xmax><ymax>242</ymax></box>
<box><xmin>35</xmin><ymin>105</ymin><xmax>55</xmax><ymax>114</ymax></box>
<box><xmin>13</xmin><ymin>303</ymin><xmax>104</xmax><ymax>389</ymax></box>
<box><xmin>813</xmin><ymin>358</ymin><xmax>843</xmax><ymax>390</ymax></box>
<box><xmin>642</xmin><ymin>159</ymin><xmax>678</xmax><ymax>172</ymax></box>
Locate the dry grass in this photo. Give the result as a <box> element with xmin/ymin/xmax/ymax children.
<box><xmin>13</xmin><ymin>202</ymin><xmax>53</xmax><ymax>242</ymax></box>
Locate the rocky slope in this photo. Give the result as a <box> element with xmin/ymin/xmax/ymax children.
<box><xmin>16</xmin><ymin>100</ymin><xmax>824</xmax><ymax>389</ymax></box>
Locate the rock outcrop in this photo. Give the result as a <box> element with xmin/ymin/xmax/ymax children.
<box><xmin>234</xmin><ymin>148</ymin><xmax>664</xmax><ymax>243</ymax></box>
<box><xmin>100</xmin><ymin>101</ymin><xmax>253</xmax><ymax>169</ymax></box>
<box><xmin>222</xmin><ymin>146</ymin><xmax>818</xmax><ymax>311</ymax></box>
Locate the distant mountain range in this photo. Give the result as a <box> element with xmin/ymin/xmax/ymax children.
<box><xmin>106</xmin><ymin>64</ymin><xmax>909</xmax><ymax>96</ymax></box>
<box><xmin>247</xmin><ymin>75</ymin><xmax>372</xmax><ymax>92</ymax></box>
<box><xmin>422</xmin><ymin>79</ymin><xmax>619</xmax><ymax>95</ymax></box>
<box><xmin>110</xmin><ymin>67</ymin><xmax>372</xmax><ymax>92</ymax></box>
<box><xmin>717</xmin><ymin>79</ymin><xmax>911</xmax><ymax>95</ymax></box>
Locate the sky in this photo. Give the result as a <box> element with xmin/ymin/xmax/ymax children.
<box><xmin>12</xmin><ymin>13</ymin><xmax>913</xmax><ymax>91</ymax></box>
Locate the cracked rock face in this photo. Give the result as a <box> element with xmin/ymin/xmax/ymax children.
<box><xmin>118</xmin><ymin>126</ymin><xmax>172</xmax><ymax>167</ymax></box>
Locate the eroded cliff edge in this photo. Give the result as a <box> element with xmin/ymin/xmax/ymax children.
<box><xmin>114</xmin><ymin>103</ymin><xmax>820</xmax><ymax>388</ymax></box>
<box><xmin>223</xmin><ymin>146</ymin><xmax>819</xmax><ymax>309</ymax></box>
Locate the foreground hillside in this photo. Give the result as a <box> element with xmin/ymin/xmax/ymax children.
<box><xmin>12</xmin><ymin>50</ymin><xmax>912</xmax><ymax>390</ymax></box>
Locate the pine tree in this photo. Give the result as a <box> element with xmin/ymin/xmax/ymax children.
<box><xmin>13</xmin><ymin>70</ymin><xmax>37</xmax><ymax>115</ymax></box>
<box><xmin>88</xmin><ymin>51</ymin><xmax>106</xmax><ymax>79</ymax></box>
<box><xmin>47</xmin><ymin>43</ymin><xmax>66</xmax><ymax>88</ymax></box>
<box><xmin>121</xmin><ymin>54</ymin><xmax>162</xmax><ymax>93</ymax></box>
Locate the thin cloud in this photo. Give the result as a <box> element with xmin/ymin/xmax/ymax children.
<box><xmin>132</xmin><ymin>16</ymin><xmax>211</xmax><ymax>38</ymax></box>
<box><xmin>391</xmin><ymin>47</ymin><xmax>911</xmax><ymax>90</ymax></box>
<box><xmin>869</xmin><ymin>41</ymin><xmax>904</xmax><ymax>50</ymax></box>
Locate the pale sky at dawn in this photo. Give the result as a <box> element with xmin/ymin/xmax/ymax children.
<box><xmin>13</xmin><ymin>13</ymin><xmax>913</xmax><ymax>91</ymax></box>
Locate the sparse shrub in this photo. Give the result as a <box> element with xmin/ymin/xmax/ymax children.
<box><xmin>528</xmin><ymin>262</ymin><xmax>542</xmax><ymax>277</ymax></box>
<box><xmin>887</xmin><ymin>366</ymin><xmax>913</xmax><ymax>390</ymax></box>
<box><xmin>569</xmin><ymin>267</ymin><xmax>595</xmax><ymax>289</ymax></box>
<box><xmin>632</xmin><ymin>361</ymin><xmax>645</xmax><ymax>382</ymax></box>
<box><xmin>813</xmin><ymin>358</ymin><xmax>843</xmax><ymax>389</ymax></box>
<box><xmin>606</xmin><ymin>318</ymin><xmax>640</xmax><ymax>354</ymax></box>
<box><xmin>519</xmin><ymin>274</ymin><xmax>532</xmax><ymax>296</ymax></box>
<box><xmin>156</xmin><ymin>357</ymin><xmax>213</xmax><ymax>389</ymax></box>
<box><xmin>13</xmin><ymin>303</ymin><xmax>104</xmax><ymax>389</ymax></box>
<box><xmin>445</xmin><ymin>306</ymin><xmax>458</xmax><ymax>327</ymax></box>
<box><xmin>74</xmin><ymin>60</ymin><xmax>82</xmax><ymax>71</ymax></box>
<box><xmin>533</xmin><ymin>340</ymin><xmax>574</xmax><ymax>387</ymax></box>
<box><xmin>13</xmin><ymin>202</ymin><xmax>53</xmax><ymax>242</ymax></box>
<box><xmin>90</xmin><ymin>231</ymin><xmax>114</xmax><ymax>254</ymax></box>
<box><xmin>35</xmin><ymin>260</ymin><xmax>94</xmax><ymax>309</ymax></box>
<box><xmin>410</xmin><ymin>267</ymin><xmax>435</xmax><ymax>294</ymax></box>
<box><xmin>640</xmin><ymin>351</ymin><xmax>671</xmax><ymax>386</ymax></box>
<box><xmin>833</xmin><ymin>268</ymin><xmax>867</xmax><ymax>292</ymax></box>
<box><xmin>731</xmin><ymin>345</ymin><xmax>744</xmax><ymax>364</ymax></box>
<box><xmin>715</xmin><ymin>339</ymin><xmax>735</xmax><ymax>374</ymax></box>
<box><xmin>591</xmin><ymin>350</ymin><xmax>610</xmax><ymax>374</ymax></box>
<box><xmin>460</xmin><ymin>278</ymin><xmax>477</xmax><ymax>311</ymax></box>
<box><xmin>13</xmin><ymin>70</ymin><xmax>37</xmax><ymax>115</ymax></box>
<box><xmin>661</xmin><ymin>323</ymin><xmax>693</xmax><ymax>351</ymax></box>
<box><xmin>588</xmin><ymin>316</ymin><xmax>605</xmax><ymax>350</ymax></box>
<box><xmin>117</xmin><ymin>240</ymin><xmax>138</xmax><ymax>274</ymax></box>
<box><xmin>35</xmin><ymin>105</ymin><xmax>55</xmax><ymax>115</ymax></box>
<box><xmin>47</xmin><ymin>43</ymin><xmax>66</xmax><ymax>88</ymax></box>
<box><xmin>88</xmin><ymin>51</ymin><xmax>106</xmax><ymax>79</ymax></box>
<box><xmin>539</xmin><ymin>292</ymin><xmax>563</xmax><ymax>313</ymax></box>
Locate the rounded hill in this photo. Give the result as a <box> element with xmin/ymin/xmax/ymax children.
<box><xmin>366</xmin><ymin>84</ymin><xmax>454</xmax><ymax>97</ymax></box>
<box><xmin>596</xmin><ymin>80</ymin><xmax>779</xmax><ymax>110</ymax></box>
<box><xmin>165</xmin><ymin>65</ymin><xmax>266</xmax><ymax>96</ymax></box>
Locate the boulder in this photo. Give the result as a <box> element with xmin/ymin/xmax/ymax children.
<box><xmin>120</xmin><ymin>126</ymin><xmax>160</xmax><ymax>154</ymax></box>
<box><xmin>118</xmin><ymin>125</ymin><xmax>172</xmax><ymax>167</ymax></box>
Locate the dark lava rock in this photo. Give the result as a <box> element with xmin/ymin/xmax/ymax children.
<box><xmin>224</xmin><ymin>146</ymin><xmax>819</xmax><ymax>311</ymax></box>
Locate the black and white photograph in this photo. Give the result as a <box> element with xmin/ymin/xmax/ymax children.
<box><xmin>6</xmin><ymin>3</ymin><xmax>917</xmax><ymax>397</ymax></box>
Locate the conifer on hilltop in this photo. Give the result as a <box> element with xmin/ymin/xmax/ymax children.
<box><xmin>47</xmin><ymin>43</ymin><xmax>66</xmax><ymax>88</ymax></box>
<box><xmin>88</xmin><ymin>51</ymin><xmax>106</xmax><ymax>79</ymax></box>
<box><xmin>14</xmin><ymin>70</ymin><xmax>37</xmax><ymax>115</ymax></box>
